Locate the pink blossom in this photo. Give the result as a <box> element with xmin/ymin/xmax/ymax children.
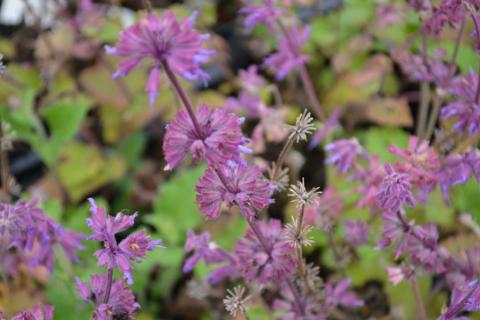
<box><xmin>195</xmin><ymin>162</ymin><xmax>272</xmax><ymax>220</ymax></box>
<box><xmin>376</xmin><ymin>164</ymin><xmax>416</xmax><ymax>212</ymax></box>
<box><xmin>163</xmin><ymin>104</ymin><xmax>245</xmax><ymax>169</ymax></box>
<box><xmin>240</xmin><ymin>0</ymin><xmax>286</xmax><ymax>31</ymax></box>
<box><xmin>325</xmin><ymin>138</ymin><xmax>365</xmax><ymax>174</ymax></box>
<box><xmin>106</xmin><ymin>11</ymin><xmax>214</xmax><ymax>105</ymax></box>
<box><xmin>264</xmin><ymin>25</ymin><xmax>310</xmax><ymax>80</ymax></box>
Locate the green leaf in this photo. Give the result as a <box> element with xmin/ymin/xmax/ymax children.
<box><xmin>451</xmin><ymin>178</ymin><xmax>480</xmax><ymax>222</ymax></box>
<box><xmin>57</xmin><ymin>143</ymin><xmax>127</xmax><ymax>202</ymax></box>
<box><xmin>345</xmin><ymin>246</ymin><xmax>389</xmax><ymax>285</ymax></box>
<box><xmin>116</xmin><ymin>132</ymin><xmax>147</xmax><ymax>168</ymax></box>
<box><xmin>146</xmin><ymin>165</ymin><xmax>205</xmax><ymax>245</ymax></box>
<box><xmin>39</xmin><ymin>97</ymin><xmax>90</xmax><ymax>165</ymax></box>
<box><xmin>358</xmin><ymin>127</ymin><xmax>409</xmax><ymax>162</ymax></box>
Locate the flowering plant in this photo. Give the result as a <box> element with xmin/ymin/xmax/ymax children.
<box><xmin>2</xmin><ymin>0</ymin><xmax>480</xmax><ymax>319</ymax></box>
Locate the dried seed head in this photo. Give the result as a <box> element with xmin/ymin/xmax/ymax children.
<box><xmin>223</xmin><ymin>285</ymin><xmax>250</xmax><ymax>316</ymax></box>
<box><xmin>267</xmin><ymin>162</ymin><xmax>289</xmax><ymax>192</ymax></box>
<box><xmin>284</xmin><ymin>216</ymin><xmax>314</xmax><ymax>248</ymax></box>
<box><xmin>288</xmin><ymin>178</ymin><xmax>321</xmax><ymax>207</ymax></box>
<box><xmin>288</xmin><ymin>110</ymin><xmax>315</xmax><ymax>143</ymax></box>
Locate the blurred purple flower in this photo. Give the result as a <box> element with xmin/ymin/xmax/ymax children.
<box><xmin>195</xmin><ymin>162</ymin><xmax>272</xmax><ymax>220</ymax></box>
<box><xmin>0</xmin><ymin>199</ymin><xmax>83</xmax><ymax>273</ymax></box>
<box><xmin>236</xmin><ymin>219</ymin><xmax>295</xmax><ymax>284</ymax></box>
<box><xmin>376</xmin><ymin>164</ymin><xmax>415</xmax><ymax>212</ymax></box>
<box><xmin>437</xmin><ymin>153</ymin><xmax>472</xmax><ymax>203</ymax></box>
<box><xmin>324</xmin><ymin>278</ymin><xmax>363</xmax><ymax>310</ymax></box>
<box><xmin>11</xmin><ymin>305</ymin><xmax>54</xmax><ymax>320</ymax></box>
<box><xmin>240</xmin><ymin>0</ymin><xmax>285</xmax><ymax>31</ymax></box>
<box><xmin>264</xmin><ymin>26</ymin><xmax>310</xmax><ymax>80</ymax></box>
<box><xmin>163</xmin><ymin>104</ymin><xmax>245</xmax><ymax>170</ymax></box>
<box><xmin>309</xmin><ymin>110</ymin><xmax>341</xmax><ymax>149</ymax></box>
<box><xmin>106</xmin><ymin>11</ymin><xmax>215</xmax><ymax>105</ymax></box>
<box><xmin>344</xmin><ymin>220</ymin><xmax>370</xmax><ymax>247</ymax></box>
<box><xmin>77</xmin><ymin>275</ymin><xmax>139</xmax><ymax>320</ymax></box>
<box><xmin>325</xmin><ymin>138</ymin><xmax>365</xmax><ymax>174</ymax></box>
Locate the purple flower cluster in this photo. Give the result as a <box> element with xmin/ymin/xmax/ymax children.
<box><xmin>0</xmin><ymin>199</ymin><xmax>83</xmax><ymax>274</ymax></box>
<box><xmin>76</xmin><ymin>199</ymin><xmax>162</xmax><ymax>319</ymax></box>
<box><xmin>106</xmin><ymin>11</ymin><xmax>214</xmax><ymax>105</ymax></box>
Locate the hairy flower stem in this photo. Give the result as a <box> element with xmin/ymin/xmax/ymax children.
<box><xmin>424</xmin><ymin>92</ymin><xmax>442</xmax><ymax>143</ymax></box>
<box><xmin>102</xmin><ymin>268</ymin><xmax>114</xmax><ymax>304</ymax></box>
<box><xmin>273</xmin><ymin>16</ymin><xmax>325</xmax><ymax>121</ymax></box>
<box><xmin>449</xmin><ymin>19</ymin><xmax>465</xmax><ymax>75</ymax></box>
<box><xmin>272</xmin><ymin>136</ymin><xmax>294</xmax><ymax>181</ymax></box>
<box><xmin>0</xmin><ymin>122</ymin><xmax>10</xmax><ymax>202</ymax></box>
<box><xmin>416</xmin><ymin>34</ymin><xmax>431</xmax><ymax>148</ymax></box>
<box><xmin>424</xmin><ymin>21</ymin><xmax>465</xmax><ymax>144</ymax></box>
<box><xmin>411</xmin><ymin>278</ymin><xmax>427</xmax><ymax>320</ymax></box>
<box><xmin>247</xmin><ymin>219</ymin><xmax>305</xmax><ymax>316</ymax></box>
<box><xmin>161</xmin><ymin>60</ymin><xmax>204</xmax><ymax>138</ymax></box>
<box><xmin>295</xmin><ymin>205</ymin><xmax>306</xmax><ymax>277</ymax></box>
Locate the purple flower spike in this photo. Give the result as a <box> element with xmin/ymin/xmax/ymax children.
<box><xmin>264</xmin><ymin>25</ymin><xmax>310</xmax><ymax>80</ymax></box>
<box><xmin>325</xmin><ymin>138</ymin><xmax>365</xmax><ymax>174</ymax></box>
<box><xmin>163</xmin><ymin>104</ymin><xmax>245</xmax><ymax>170</ymax></box>
<box><xmin>376</xmin><ymin>164</ymin><xmax>415</xmax><ymax>212</ymax></box>
<box><xmin>106</xmin><ymin>11</ymin><xmax>215</xmax><ymax>105</ymax></box>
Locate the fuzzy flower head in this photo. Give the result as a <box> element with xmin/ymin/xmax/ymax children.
<box><xmin>325</xmin><ymin>138</ymin><xmax>365</xmax><ymax>174</ymax></box>
<box><xmin>376</xmin><ymin>164</ymin><xmax>415</xmax><ymax>213</ymax></box>
<box><xmin>196</xmin><ymin>162</ymin><xmax>272</xmax><ymax>220</ymax></box>
<box><xmin>287</xmin><ymin>110</ymin><xmax>315</xmax><ymax>143</ymax></box>
<box><xmin>163</xmin><ymin>104</ymin><xmax>245</xmax><ymax>170</ymax></box>
<box><xmin>106</xmin><ymin>11</ymin><xmax>214</xmax><ymax>105</ymax></box>
<box><xmin>264</xmin><ymin>25</ymin><xmax>310</xmax><ymax>80</ymax></box>
<box><xmin>236</xmin><ymin>219</ymin><xmax>295</xmax><ymax>284</ymax></box>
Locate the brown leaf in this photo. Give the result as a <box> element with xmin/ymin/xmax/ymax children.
<box><xmin>365</xmin><ymin>97</ymin><xmax>413</xmax><ymax>127</ymax></box>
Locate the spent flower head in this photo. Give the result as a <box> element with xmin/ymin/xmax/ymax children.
<box><xmin>287</xmin><ymin>110</ymin><xmax>315</xmax><ymax>143</ymax></box>
<box><xmin>288</xmin><ymin>178</ymin><xmax>321</xmax><ymax>207</ymax></box>
<box><xmin>223</xmin><ymin>285</ymin><xmax>251</xmax><ymax>316</ymax></box>
<box><xmin>284</xmin><ymin>216</ymin><xmax>314</xmax><ymax>248</ymax></box>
